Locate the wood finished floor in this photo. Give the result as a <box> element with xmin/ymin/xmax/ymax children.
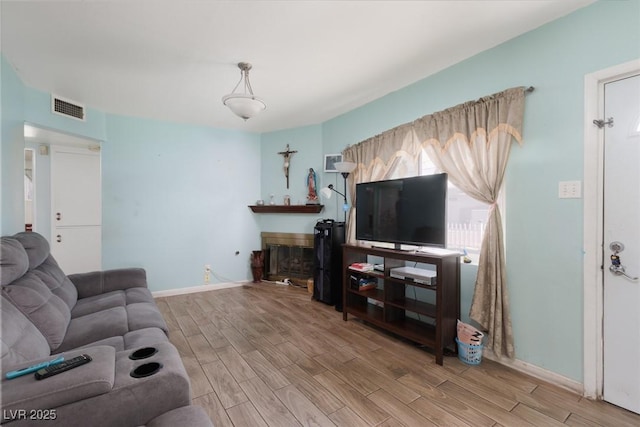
<box><xmin>155</xmin><ymin>283</ymin><xmax>640</xmax><ymax>427</ymax></box>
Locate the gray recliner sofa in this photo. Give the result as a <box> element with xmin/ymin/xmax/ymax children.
<box><xmin>1</xmin><ymin>232</ymin><xmax>212</xmax><ymax>427</ymax></box>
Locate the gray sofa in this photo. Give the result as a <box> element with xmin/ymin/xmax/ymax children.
<box><xmin>1</xmin><ymin>232</ymin><xmax>212</xmax><ymax>427</ymax></box>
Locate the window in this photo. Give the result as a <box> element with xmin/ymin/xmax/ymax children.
<box><xmin>420</xmin><ymin>152</ymin><xmax>502</xmax><ymax>262</ymax></box>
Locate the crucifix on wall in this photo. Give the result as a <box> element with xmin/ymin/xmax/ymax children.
<box><xmin>278</xmin><ymin>144</ymin><xmax>298</xmax><ymax>189</ymax></box>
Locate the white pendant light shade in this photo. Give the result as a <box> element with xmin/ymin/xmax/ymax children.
<box><xmin>222</xmin><ymin>62</ymin><xmax>266</xmax><ymax>120</ymax></box>
<box><xmin>222</xmin><ymin>94</ymin><xmax>266</xmax><ymax>120</ymax></box>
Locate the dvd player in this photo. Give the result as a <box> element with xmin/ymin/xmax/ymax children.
<box><xmin>389</xmin><ymin>266</ymin><xmax>436</xmax><ymax>285</ymax></box>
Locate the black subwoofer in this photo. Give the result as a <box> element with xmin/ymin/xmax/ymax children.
<box><xmin>313</xmin><ymin>220</ymin><xmax>345</xmax><ymax>310</ymax></box>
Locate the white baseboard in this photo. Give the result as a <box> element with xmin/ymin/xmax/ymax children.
<box><xmin>151</xmin><ymin>281</ymin><xmax>245</xmax><ymax>298</ymax></box>
<box><xmin>483</xmin><ymin>349</ymin><xmax>584</xmax><ymax>395</ymax></box>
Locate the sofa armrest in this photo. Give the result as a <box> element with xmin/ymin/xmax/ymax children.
<box><xmin>19</xmin><ymin>342</ymin><xmax>191</xmax><ymax>427</ymax></box>
<box><xmin>68</xmin><ymin>268</ymin><xmax>148</xmax><ymax>299</ymax></box>
<box><xmin>1</xmin><ymin>346</ymin><xmax>115</xmax><ymax>419</ymax></box>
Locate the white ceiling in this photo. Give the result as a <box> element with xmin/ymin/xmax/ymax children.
<box><xmin>1</xmin><ymin>1</ymin><xmax>594</xmax><ymax>133</ymax></box>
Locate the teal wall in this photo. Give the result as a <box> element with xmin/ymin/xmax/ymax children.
<box><xmin>258</xmin><ymin>124</ymin><xmax>344</xmax><ymax>231</ymax></box>
<box><xmin>296</xmin><ymin>1</ymin><xmax>638</xmax><ymax>381</ymax></box>
<box><xmin>102</xmin><ymin>115</ymin><xmax>261</xmax><ymax>290</ymax></box>
<box><xmin>1</xmin><ymin>57</ymin><xmax>108</xmax><ymax>236</ymax></box>
<box><xmin>1</xmin><ymin>0</ymin><xmax>639</xmax><ymax>383</ymax></box>
<box><xmin>260</xmin><ymin>125</ymin><xmax>323</xmax><ymax>208</ymax></box>
<box><xmin>1</xmin><ymin>57</ymin><xmax>262</xmax><ymax>291</ymax></box>
<box><xmin>1</xmin><ymin>57</ymin><xmax>25</xmax><ymax>235</ymax></box>
<box><xmin>501</xmin><ymin>1</ymin><xmax>637</xmax><ymax>379</ymax></box>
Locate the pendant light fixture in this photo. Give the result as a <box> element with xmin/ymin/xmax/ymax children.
<box><xmin>222</xmin><ymin>62</ymin><xmax>266</xmax><ymax>120</ymax></box>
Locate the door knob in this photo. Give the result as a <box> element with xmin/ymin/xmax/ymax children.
<box><xmin>609</xmin><ymin>264</ymin><xmax>639</xmax><ymax>281</ymax></box>
<box><xmin>609</xmin><ymin>241</ymin><xmax>638</xmax><ymax>281</ymax></box>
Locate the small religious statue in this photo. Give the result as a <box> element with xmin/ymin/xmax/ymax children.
<box><xmin>306</xmin><ymin>168</ymin><xmax>319</xmax><ymax>204</ymax></box>
<box><xmin>278</xmin><ymin>144</ymin><xmax>298</xmax><ymax>189</ymax></box>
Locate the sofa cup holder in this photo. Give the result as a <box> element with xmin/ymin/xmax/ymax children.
<box><xmin>130</xmin><ymin>362</ymin><xmax>162</xmax><ymax>379</ymax></box>
<box><xmin>129</xmin><ymin>347</ymin><xmax>158</xmax><ymax>360</ymax></box>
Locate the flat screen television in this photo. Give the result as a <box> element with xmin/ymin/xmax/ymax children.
<box><xmin>355</xmin><ymin>173</ymin><xmax>447</xmax><ymax>248</ymax></box>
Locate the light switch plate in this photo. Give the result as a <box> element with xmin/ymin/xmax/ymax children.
<box><xmin>559</xmin><ymin>181</ymin><xmax>582</xmax><ymax>199</ymax></box>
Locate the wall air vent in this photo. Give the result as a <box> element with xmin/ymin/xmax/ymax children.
<box><xmin>51</xmin><ymin>95</ymin><xmax>85</xmax><ymax>121</ymax></box>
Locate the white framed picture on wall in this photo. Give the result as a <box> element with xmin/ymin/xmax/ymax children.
<box><xmin>324</xmin><ymin>154</ymin><xmax>342</xmax><ymax>172</ymax></box>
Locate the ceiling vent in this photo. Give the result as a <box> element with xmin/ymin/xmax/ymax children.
<box><xmin>51</xmin><ymin>95</ymin><xmax>85</xmax><ymax>121</ymax></box>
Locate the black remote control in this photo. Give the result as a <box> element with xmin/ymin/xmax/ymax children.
<box><xmin>34</xmin><ymin>354</ymin><xmax>92</xmax><ymax>380</ymax></box>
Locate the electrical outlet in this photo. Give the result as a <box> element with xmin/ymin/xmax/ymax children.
<box><xmin>558</xmin><ymin>181</ymin><xmax>582</xmax><ymax>199</ymax></box>
<box><xmin>204</xmin><ymin>264</ymin><xmax>211</xmax><ymax>284</ymax></box>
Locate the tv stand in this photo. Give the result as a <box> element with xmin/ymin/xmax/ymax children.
<box><xmin>342</xmin><ymin>244</ymin><xmax>460</xmax><ymax>365</ymax></box>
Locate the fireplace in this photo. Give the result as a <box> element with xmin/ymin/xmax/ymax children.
<box><xmin>261</xmin><ymin>232</ymin><xmax>314</xmax><ymax>286</ymax></box>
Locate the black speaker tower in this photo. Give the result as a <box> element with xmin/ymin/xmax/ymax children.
<box><xmin>313</xmin><ymin>220</ymin><xmax>345</xmax><ymax>310</ymax></box>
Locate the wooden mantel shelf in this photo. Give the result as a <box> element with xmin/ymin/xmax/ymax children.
<box><xmin>249</xmin><ymin>205</ymin><xmax>324</xmax><ymax>214</ymax></box>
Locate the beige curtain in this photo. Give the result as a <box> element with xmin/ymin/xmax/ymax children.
<box><xmin>415</xmin><ymin>87</ymin><xmax>526</xmax><ymax>358</ymax></box>
<box><xmin>342</xmin><ymin>87</ymin><xmax>527</xmax><ymax>358</ymax></box>
<box><xmin>342</xmin><ymin>123</ymin><xmax>420</xmax><ymax>243</ymax></box>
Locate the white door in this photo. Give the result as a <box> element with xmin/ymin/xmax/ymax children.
<box><xmin>51</xmin><ymin>145</ymin><xmax>102</xmax><ymax>274</ymax></box>
<box><xmin>603</xmin><ymin>74</ymin><xmax>640</xmax><ymax>414</ymax></box>
<box><xmin>51</xmin><ymin>226</ymin><xmax>102</xmax><ymax>274</ymax></box>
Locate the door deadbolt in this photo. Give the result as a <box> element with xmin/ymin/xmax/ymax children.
<box><xmin>609</xmin><ymin>241</ymin><xmax>624</xmax><ymax>253</ymax></box>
